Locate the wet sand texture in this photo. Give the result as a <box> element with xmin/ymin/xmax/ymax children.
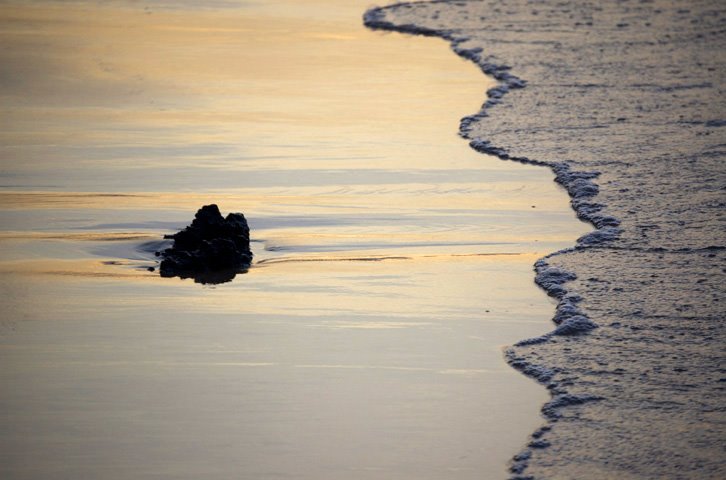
<box><xmin>366</xmin><ymin>1</ymin><xmax>725</xmax><ymax>479</ymax></box>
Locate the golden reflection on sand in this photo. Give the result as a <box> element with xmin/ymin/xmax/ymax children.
<box><xmin>0</xmin><ymin>232</ymin><xmax>157</xmax><ymax>241</ymax></box>
<box><xmin>0</xmin><ymin>189</ymin><xmax>565</xmax><ymax>210</ymax></box>
<box><xmin>0</xmin><ymin>252</ymin><xmax>546</xmax><ymax>324</ymax></box>
<box><xmin>0</xmin><ymin>259</ymin><xmax>150</xmax><ymax>279</ymax></box>
<box><xmin>0</xmin><ymin>1</ymin><xmax>584</xmax><ymax>478</ymax></box>
<box><xmin>1</xmin><ymin>1</ymin><xmax>489</xmax><ymax>160</ymax></box>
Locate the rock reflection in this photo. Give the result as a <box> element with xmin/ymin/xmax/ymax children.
<box><xmin>162</xmin><ymin>265</ymin><xmax>249</xmax><ymax>285</ymax></box>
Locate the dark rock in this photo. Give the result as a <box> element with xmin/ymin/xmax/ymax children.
<box><xmin>159</xmin><ymin>204</ymin><xmax>252</xmax><ymax>284</ymax></box>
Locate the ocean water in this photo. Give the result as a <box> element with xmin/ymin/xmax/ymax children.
<box><xmin>0</xmin><ymin>1</ymin><xmax>590</xmax><ymax>479</ymax></box>
<box><xmin>366</xmin><ymin>0</ymin><xmax>726</xmax><ymax>479</ymax></box>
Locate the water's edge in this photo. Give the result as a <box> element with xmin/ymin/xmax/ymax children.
<box><xmin>363</xmin><ymin>2</ymin><xmax>618</xmax><ymax>476</ymax></box>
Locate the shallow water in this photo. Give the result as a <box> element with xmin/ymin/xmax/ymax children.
<box><xmin>0</xmin><ymin>1</ymin><xmax>588</xmax><ymax>478</ymax></box>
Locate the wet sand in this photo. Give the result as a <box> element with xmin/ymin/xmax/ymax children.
<box><xmin>0</xmin><ymin>1</ymin><xmax>589</xmax><ymax>478</ymax></box>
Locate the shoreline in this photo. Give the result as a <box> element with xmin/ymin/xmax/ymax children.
<box><xmin>363</xmin><ymin>0</ymin><xmax>613</xmax><ymax>420</ymax></box>
<box><xmin>364</xmin><ymin>4</ymin><xmax>604</xmax><ymax>474</ymax></box>
<box><xmin>365</xmin><ymin>1</ymin><xmax>725</xmax><ymax>478</ymax></box>
<box><xmin>0</xmin><ymin>1</ymin><xmax>589</xmax><ymax>478</ymax></box>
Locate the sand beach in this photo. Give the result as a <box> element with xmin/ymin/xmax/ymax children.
<box><xmin>0</xmin><ymin>1</ymin><xmax>589</xmax><ymax>478</ymax></box>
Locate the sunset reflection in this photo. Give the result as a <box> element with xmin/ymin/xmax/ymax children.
<box><xmin>0</xmin><ymin>1</ymin><xmax>587</xmax><ymax>479</ymax></box>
